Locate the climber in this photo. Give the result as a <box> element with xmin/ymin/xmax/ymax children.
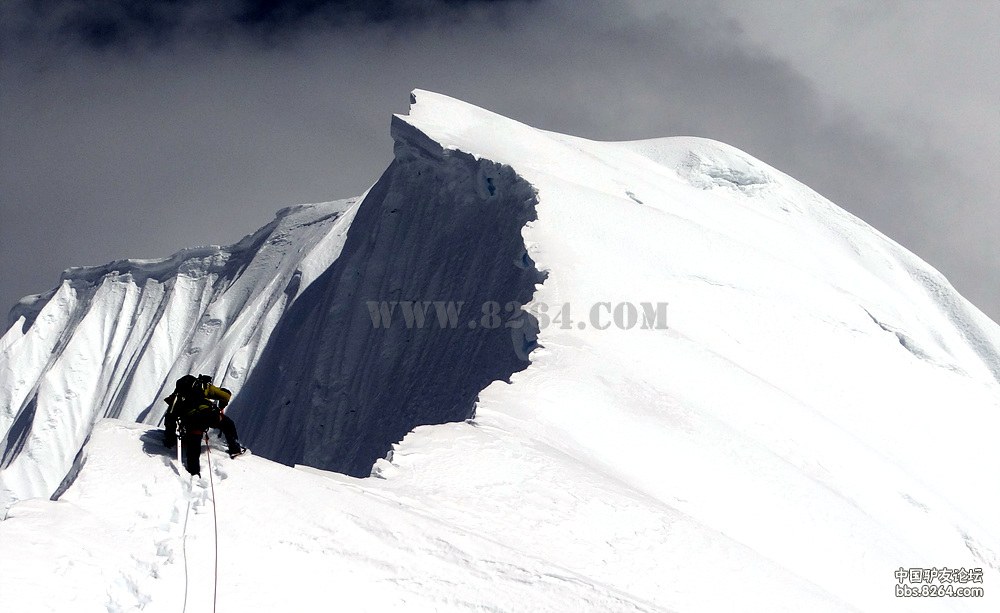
<box><xmin>163</xmin><ymin>374</ymin><xmax>245</xmax><ymax>476</ymax></box>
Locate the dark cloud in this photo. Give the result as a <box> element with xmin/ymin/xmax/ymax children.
<box><xmin>2</xmin><ymin>0</ymin><xmax>997</xmax><ymax>323</ymax></box>
<box><xmin>4</xmin><ymin>0</ymin><xmax>536</xmax><ymax>51</ymax></box>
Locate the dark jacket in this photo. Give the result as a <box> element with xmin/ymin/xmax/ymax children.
<box><xmin>164</xmin><ymin>378</ymin><xmax>232</xmax><ymax>422</ymax></box>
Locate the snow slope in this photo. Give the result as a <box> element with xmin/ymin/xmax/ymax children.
<box><xmin>3</xmin><ymin>421</ymin><xmax>667</xmax><ymax>612</ymax></box>
<box><xmin>1</xmin><ymin>199</ymin><xmax>358</xmax><ymax>509</ymax></box>
<box><xmin>2</xmin><ymin>90</ymin><xmax>999</xmax><ymax>611</ymax></box>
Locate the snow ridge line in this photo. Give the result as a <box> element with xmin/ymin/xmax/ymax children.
<box><xmin>230</xmin><ymin>119</ymin><xmax>547</xmax><ymax>476</ymax></box>
<box><xmin>0</xmin><ymin>201</ymin><xmax>356</xmax><ymax>512</ymax></box>
<box><xmin>7</xmin><ymin>202</ymin><xmax>334</xmax><ymax>329</ymax></box>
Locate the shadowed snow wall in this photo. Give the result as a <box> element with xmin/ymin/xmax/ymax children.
<box><xmin>229</xmin><ymin>117</ymin><xmax>545</xmax><ymax>476</ymax></box>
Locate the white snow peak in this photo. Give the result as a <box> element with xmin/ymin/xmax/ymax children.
<box><xmin>1</xmin><ymin>90</ymin><xmax>998</xmax><ymax>612</ymax></box>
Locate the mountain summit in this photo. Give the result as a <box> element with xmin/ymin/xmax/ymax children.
<box><xmin>1</xmin><ymin>90</ymin><xmax>997</xmax><ymax>611</ymax></box>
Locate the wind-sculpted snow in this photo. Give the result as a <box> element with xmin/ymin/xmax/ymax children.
<box><xmin>229</xmin><ymin>115</ymin><xmax>545</xmax><ymax>476</ymax></box>
<box><xmin>0</xmin><ymin>201</ymin><xmax>357</xmax><ymax>510</ymax></box>
<box><xmin>366</xmin><ymin>91</ymin><xmax>1000</xmax><ymax>610</ymax></box>
<box><xmin>1</xmin><ymin>421</ymin><xmax>689</xmax><ymax>612</ymax></box>
<box><xmin>2</xmin><ymin>90</ymin><xmax>999</xmax><ymax>611</ymax></box>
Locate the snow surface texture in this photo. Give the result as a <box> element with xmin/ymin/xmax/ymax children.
<box><xmin>229</xmin><ymin>117</ymin><xmax>545</xmax><ymax>476</ymax></box>
<box><xmin>1</xmin><ymin>90</ymin><xmax>999</xmax><ymax>611</ymax></box>
<box><xmin>1</xmin><ymin>199</ymin><xmax>358</xmax><ymax>508</ymax></box>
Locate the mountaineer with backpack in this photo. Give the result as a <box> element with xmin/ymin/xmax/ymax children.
<box><xmin>163</xmin><ymin>374</ymin><xmax>246</xmax><ymax>476</ymax></box>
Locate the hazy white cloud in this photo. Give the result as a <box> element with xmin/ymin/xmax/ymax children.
<box><xmin>710</xmin><ymin>0</ymin><xmax>1000</xmax><ymax>316</ymax></box>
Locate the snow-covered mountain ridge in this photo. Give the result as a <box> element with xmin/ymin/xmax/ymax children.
<box><xmin>2</xmin><ymin>90</ymin><xmax>998</xmax><ymax>612</ymax></box>
<box><xmin>1</xmin><ymin>199</ymin><xmax>358</xmax><ymax>507</ymax></box>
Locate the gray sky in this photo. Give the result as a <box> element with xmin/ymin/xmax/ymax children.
<box><xmin>2</xmin><ymin>0</ymin><xmax>998</xmax><ymax>323</ymax></box>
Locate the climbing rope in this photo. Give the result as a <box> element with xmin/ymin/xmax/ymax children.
<box><xmin>179</xmin><ymin>434</ymin><xmax>220</xmax><ymax>613</ymax></box>
<box><xmin>181</xmin><ymin>476</ymin><xmax>193</xmax><ymax>613</ymax></box>
<box><xmin>204</xmin><ymin>433</ymin><xmax>219</xmax><ymax>613</ymax></box>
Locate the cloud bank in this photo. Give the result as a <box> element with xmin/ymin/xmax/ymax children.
<box><xmin>2</xmin><ymin>0</ymin><xmax>997</xmax><ymax>323</ymax></box>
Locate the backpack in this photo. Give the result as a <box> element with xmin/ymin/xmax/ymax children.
<box><xmin>169</xmin><ymin>374</ymin><xmax>215</xmax><ymax>418</ymax></box>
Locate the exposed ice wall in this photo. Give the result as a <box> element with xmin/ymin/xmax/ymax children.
<box><xmin>229</xmin><ymin>114</ymin><xmax>545</xmax><ymax>476</ymax></box>
<box><xmin>0</xmin><ymin>200</ymin><xmax>357</xmax><ymax>509</ymax></box>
